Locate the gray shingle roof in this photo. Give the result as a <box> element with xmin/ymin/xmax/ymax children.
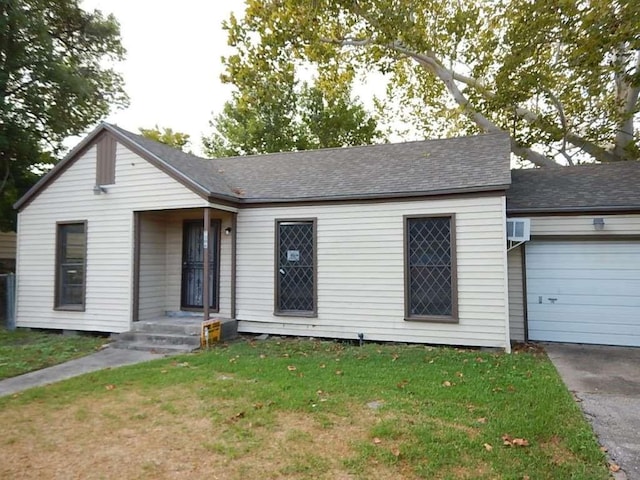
<box><xmin>111</xmin><ymin>125</ymin><xmax>512</xmax><ymax>202</ymax></box>
<box><xmin>507</xmin><ymin>161</ymin><xmax>640</xmax><ymax>213</ymax></box>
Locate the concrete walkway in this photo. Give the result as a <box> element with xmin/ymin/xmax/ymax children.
<box><xmin>545</xmin><ymin>343</ymin><xmax>640</xmax><ymax>480</ymax></box>
<box><xmin>0</xmin><ymin>347</ymin><xmax>164</xmax><ymax>397</ymax></box>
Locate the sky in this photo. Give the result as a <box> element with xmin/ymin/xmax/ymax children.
<box><xmin>81</xmin><ymin>0</ymin><xmax>247</xmax><ymax>155</ymax></box>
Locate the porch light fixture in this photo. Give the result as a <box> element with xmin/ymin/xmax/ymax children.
<box><xmin>93</xmin><ymin>185</ymin><xmax>107</xmax><ymax>195</ymax></box>
<box><xmin>593</xmin><ymin>218</ymin><xmax>605</xmax><ymax>231</ymax></box>
<box><xmin>224</xmin><ymin>227</ymin><xmax>232</xmax><ymax>235</ymax></box>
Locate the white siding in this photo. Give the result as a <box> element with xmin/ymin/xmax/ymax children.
<box><xmin>138</xmin><ymin>214</ymin><xmax>167</xmax><ymax>321</ymax></box>
<box><xmin>0</xmin><ymin>231</ymin><xmax>16</xmax><ymax>259</ymax></box>
<box><xmin>236</xmin><ymin>195</ymin><xmax>509</xmax><ymax>348</ymax></box>
<box><xmin>508</xmin><ymin>246</ymin><xmax>525</xmax><ymax>342</ymax></box>
<box><xmin>530</xmin><ymin>214</ymin><xmax>640</xmax><ymax>236</ymax></box>
<box><xmin>16</xmin><ymin>143</ymin><xmax>212</xmax><ymax>332</ymax></box>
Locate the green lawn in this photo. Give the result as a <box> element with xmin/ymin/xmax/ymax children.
<box><xmin>0</xmin><ymin>328</ymin><xmax>108</xmax><ymax>379</ymax></box>
<box><xmin>0</xmin><ymin>338</ymin><xmax>610</xmax><ymax>479</ymax></box>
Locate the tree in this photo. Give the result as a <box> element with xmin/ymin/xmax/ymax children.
<box><xmin>203</xmin><ymin>64</ymin><xmax>383</xmax><ymax>157</ymax></box>
<box><xmin>0</xmin><ymin>0</ymin><xmax>128</xmax><ymax>228</ymax></box>
<box><xmin>140</xmin><ymin>125</ymin><xmax>191</xmax><ymax>151</ymax></box>
<box><xmin>221</xmin><ymin>0</ymin><xmax>640</xmax><ymax>167</ymax></box>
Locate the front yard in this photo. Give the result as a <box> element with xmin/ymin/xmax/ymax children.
<box><xmin>0</xmin><ymin>338</ymin><xmax>610</xmax><ymax>479</ymax></box>
<box><xmin>0</xmin><ymin>328</ymin><xmax>108</xmax><ymax>379</ymax></box>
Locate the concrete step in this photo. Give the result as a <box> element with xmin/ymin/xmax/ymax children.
<box><xmin>110</xmin><ymin>341</ymin><xmax>197</xmax><ymax>355</ymax></box>
<box><xmin>111</xmin><ymin>317</ymin><xmax>239</xmax><ymax>354</ymax></box>
<box><xmin>115</xmin><ymin>332</ymin><xmax>201</xmax><ymax>346</ymax></box>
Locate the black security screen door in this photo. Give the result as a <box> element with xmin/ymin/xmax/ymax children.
<box><xmin>277</xmin><ymin>221</ymin><xmax>315</xmax><ymax>313</ymax></box>
<box><xmin>181</xmin><ymin>220</ymin><xmax>219</xmax><ymax>309</ymax></box>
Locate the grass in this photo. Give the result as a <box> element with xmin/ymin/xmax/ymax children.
<box><xmin>0</xmin><ymin>328</ymin><xmax>108</xmax><ymax>379</ymax></box>
<box><xmin>0</xmin><ymin>338</ymin><xmax>610</xmax><ymax>479</ymax></box>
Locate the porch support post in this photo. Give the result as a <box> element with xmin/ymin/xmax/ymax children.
<box><xmin>231</xmin><ymin>211</ymin><xmax>237</xmax><ymax>319</ymax></box>
<box><xmin>132</xmin><ymin>211</ymin><xmax>141</xmax><ymax>323</ymax></box>
<box><xmin>203</xmin><ymin>207</ymin><xmax>211</xmax><ymax>321</ymax></box>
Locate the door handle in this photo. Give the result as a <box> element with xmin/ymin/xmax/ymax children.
<box><xmin>279</xmin><ymin>268</ymin><xmax>286</xmax><ymax>275</ymax></box>
<box><xmin>548</xmin><ymin>298</ymin><xmax>557</xmax><ymax>304</ymax></box>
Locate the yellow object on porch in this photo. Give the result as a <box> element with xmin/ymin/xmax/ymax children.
<box><xmin>200</xmin><ymin>320</ymin><xmax>221</xmax><ymax>348</ymax></box>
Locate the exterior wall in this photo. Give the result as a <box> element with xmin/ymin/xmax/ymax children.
<box><xmin>530</xmin><ymin>214</ymin><xmax>640</xmax><ymax>236</ymax></box>
<box><xmin>16</xmin><ymin>142</ymin><xmax>212</xmax><ymax>333</ymax></box>
<box><xmin>507</xmin><ymin>246</ymin><xmax>525</xmax><ymax>342</ymax></box>
<box><xmin>236</xmin><ymin>194</ymin><xmax>510</xmax><ymax>349</ymax></box>
<box><xmin>138</xmin><ymin>214</ymin><xmax>167</xmax><ymax>321</ymax></box>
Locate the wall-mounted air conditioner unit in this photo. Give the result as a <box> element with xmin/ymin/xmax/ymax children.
<box><xmin>506</xmin><ymin>218</ymin><xmax>531</xmax><ymax>242</ymax></box>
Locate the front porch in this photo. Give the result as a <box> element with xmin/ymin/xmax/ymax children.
<box><xmin>124</xmin><ymin>206</ymin><xmax>238</xmax><ymax>351</ymax></box>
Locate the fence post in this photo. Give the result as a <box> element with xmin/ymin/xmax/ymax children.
<box><xmin>6</xmin><ymin>273</ymin><xmax>15</xmax><ymax>331</ymax></box>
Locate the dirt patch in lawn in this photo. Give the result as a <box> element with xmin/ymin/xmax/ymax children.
<box><xmin>0</xmin><ymin>386</ymin><xmax>404</xmax><ymax>480</ymax></box>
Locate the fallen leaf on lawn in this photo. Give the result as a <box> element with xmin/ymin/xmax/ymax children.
<box><xmin>391</xmin><ymin>447</ymin><xmax>401</xmax><ymax>457</ymax></box>
<box><xmin>600</xmin><ymin>446</ymin><xmax>608</xmax><ymax>453</ymax></box>
<box><xmin>475</xmin><ymin>357</ymin><xmax>485</xmax><ymax>363</ymax></box>
<box><xmin>483</xmin><ymin>443</ymin><xmax>493</xmax><ymax>452</ymax></box>
<box><xmin>160</xmin><ymin>369</ymin><xmax>168</xmax><ymax>374</ymax></box>
<box><xmin>228</xmin><ymin>412</ymin><xmax>245</xmax><ymax>423</ymax></box>
<box><xmin>502</xmin><ymin>434</ymin><xmax>529</xmax><ymax>447</ymax></box>
<box><xmin>319</xmin><ymin>363</ymin><xmax>326</xmax><ymax>368</ymax></box>
<box><xmin>287</xmin><ymin>365</ymin><xmax>297</xmax><ymax>371</ymax></box>
<box><xmin>259</xmin><ymin>354</ymin><xmax>266</xmax><ymax>359</ymax></box>
<box><xmin>176</xmin><ymin>362</ymin><xmax>190</xmax><ymax>367</ymax></box>
<box><xmin>609</xmin><ymin>464</ymin><xmax>621</xmax><ymax>473</ymax></box>
<box><xmin>477</xmin><ymin>417</ymin><xmax>487</xmax><ymax>424</ymax></box>
<box><xmin>229</xmin><ymin>358</ymin><xmax>237</xmax><ymax>363</ymax></box>
<box><xmin>456</xmin><ymin>371</ymin><xmax>464</xmax><ymax>378</ymax></box>
<box><xmin>105</xmin><ymin>384</ymin><xmax>116</xmax><ymax>391</ymax></box>
<box><xmin>523</xmin><ymin>476</ymin><xmax>530</xmax><ymax>480</ymax></box>
<box><xmin>508</xmin><ymin>385</ymin><xmax>516</xmax><ymax>392</ymax></box>
<box><xmin>442</xmin><ymin>380</ymin><xmax>452</xmax><ymax>387</ymax></box>
<box><xmin>373</xmin><ymin>437</ymin><xmax>382</xmax><ymax>445</ymax></box>
<box><xmin>335</xmin><ymin>370</ymin><xmax>343</xmax><ymax>375</ymax></box>
<box><xmin>392</xmin><ymin>353</ymin><xmax>399</xmax><ymax>361</ymax></box>
<box><xmin>282</xmin><ymin>353</ymin><xmax>290</xmax><ymax>358</ymax></box>
<box><xmin>253</xmin><ymin>402</ymin><xmax>263</xmax><ymax>409</ymax></box>
<box><xmin>397</xmin><ymin>379</ymin><xmax>409</xmax><ymax>389</ymax></box>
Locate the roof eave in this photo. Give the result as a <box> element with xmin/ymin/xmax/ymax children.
<box><xmin>507</xmin><ymin>205</ymin><xmax>640</xmax><ymax>215</ymax></box>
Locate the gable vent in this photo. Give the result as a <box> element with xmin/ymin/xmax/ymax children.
<box><xmin>506</xmin><ymin>218</ymin><xmax>530</xmax><ymax>242</ymax></box>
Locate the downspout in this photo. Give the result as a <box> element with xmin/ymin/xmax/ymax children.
<box><xmin>231</xmin><ymin>211</ymin><xmax>237</xmax><ymax>319</ymax></box>
<box><xmin>203</xmin><ymin>208</ymin><xmax>211</xmax><ymax>321</ymax></box>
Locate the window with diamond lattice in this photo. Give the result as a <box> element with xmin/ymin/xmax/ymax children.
<box><xmin>405</xmin><ymin>216</ymin><xmax>457</xmax><ymax>321</ymax></box>
<box><xmin>276</xmin><ymin>220</ymin><xmax>316</xmax><ymax>315</ymax></box>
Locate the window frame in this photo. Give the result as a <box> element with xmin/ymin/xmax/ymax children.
<box><xmin>274</xmin><ymin>218</ymin><xmax>318</xmax><ymax>317</ymax></box>
<box><xmin>403</xmin><ymin>214</ymin><xmax>458</xmax><ymax>323</ymax></box>
<box><xmin>54</xmin><ymin>221</ymin><xmax>88</xmax><ymax>311</ymax></box>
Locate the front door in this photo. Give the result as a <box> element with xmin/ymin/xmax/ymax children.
<box><xmin>181</xmin><ymin>220</ymin><xmax>220</xmax><ymax>310</ymax></box>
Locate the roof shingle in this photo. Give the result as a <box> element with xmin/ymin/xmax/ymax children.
<box><xmin>507</xmin><ymin>162</ymin><xmax>640</xmax><ymax>213</ymax></box>
<box><xmin>110</xmin><ymin>125</ymin><xmax>512</xmax><ymax>202</ymax></box>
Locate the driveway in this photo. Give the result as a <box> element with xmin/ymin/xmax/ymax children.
<box><xmin>545</xmin><ymin>343</ymin><xmax>640</xmax><ymax>480</ymax></box>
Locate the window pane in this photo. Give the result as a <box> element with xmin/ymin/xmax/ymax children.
<box><xmin>408</xmin><ymin>217</ymin><xmax>452</xmax><ymax>317</ymax></box>
<box><xmin>57</xmin><ymin>223</ymin><xmax>86</xmax><ymax>307</ymax></box>
<box><xmin>277</xmin><ymin>221</ymin><xmax>314</xmax><ymax>312</ymax></box>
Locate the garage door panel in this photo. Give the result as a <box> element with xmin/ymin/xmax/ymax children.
<box><xmin>527</xmin><ymin>305</ymin><xmax>639</xmax><ymax>323</ymax></box>
<box><xmin>526</xmin><ymin>241</ymin><xmax>640</xmax><ymax>347</ymax></box>
<box><xmin>528</xmin><ymin>330</ymin><xmax>640</xmax><ymax>347</ymax></box>
<box><xmin>527</xmin><ymin>278</ymin><xmax>640</xmax><ymax>297</ymax></box>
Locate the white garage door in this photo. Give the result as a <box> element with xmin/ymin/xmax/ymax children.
<box><xmin>526</xmin><ymin>241</ymin><xmax>640</xmax><ymax>346</ymax></box>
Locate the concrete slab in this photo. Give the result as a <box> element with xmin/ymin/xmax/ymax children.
<box><xmin>0</xmin><ymin>346</ymin><xmax>164</xmax><ymax>397</ymax></box>
<box><xmin>545</xmin><ymin>343</ymin><xmax>640</xmax><ymax>480</ymax></box>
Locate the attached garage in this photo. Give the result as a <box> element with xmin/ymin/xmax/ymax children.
<box><xmin>525</xmin><ymin>240</ymin><xmax>640</xmax><ymax>347</ymax></box>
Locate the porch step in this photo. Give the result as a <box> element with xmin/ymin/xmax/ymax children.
<box><xmin>110</xmin><ymin>317</ymin><xmax>238</xmax><ymax>354</ymax></box>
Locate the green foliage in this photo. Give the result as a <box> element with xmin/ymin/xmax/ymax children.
<box><xmin>0</xmin><ymin>0</ymin><xmax>128</xmax><ymax>228</ymax></box>
<box><xmin>204</xmin><ymin>72</ymin><xmax>383</xmax><ymax>157</ymax></box>
<box><xmin>0</xmin><ymin>339</ymin><xmax>609</xmax><ymax>478</ymax></box>
<box><xmin>221</xmin><ymin>0</ymin><xmax>640</xmax><ymax>167</ymax></box>
<box><xmin>0</xmin><ymin>328</ymin><xmax>107</xmax><ymax>379</ymax></box>
<box><xmin>139</xmin><ymin>125</ymin><xmax>191</xmax><ymax>151</ymax></box>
